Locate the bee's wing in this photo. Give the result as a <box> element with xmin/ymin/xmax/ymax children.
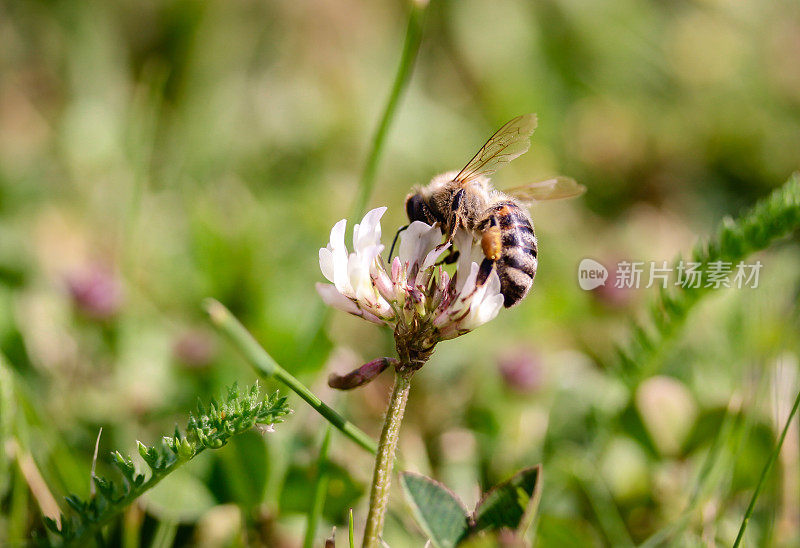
<box><xmin>454</xmin><ymin>114</ymin><xmax>538</xmax><ymax>186</ymax></box>
<box><xmin>504</xmin><ymin>176</ymin><xmax>586</xmax><ymax>205</ymax></box>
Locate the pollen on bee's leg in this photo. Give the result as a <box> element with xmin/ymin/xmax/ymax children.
<box><xmin>481</xmin><ymin>225</ymin><xmax>502</xmax><ymax>260</ymax></box>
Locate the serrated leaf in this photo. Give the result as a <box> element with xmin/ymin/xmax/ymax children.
<box><xmin>137</xmin><ymin>441</ymin><xmax>155</xmax><ymax>467</ymax></box>
<box><xmin>472</xmin><ymin>465</ymin><xmax>542</xmax><ymax>538</ymax></box>
<box><xmin>43</xmin><ymin>516</ymin><xmax>60</xmax><ymax>533</ymax></box>
<box><xmin>399</xmin><ymin>472</ymin><xmax>470</xmax><ymax>548</ymax></box>
<box><xmin>65</xmin><ymin>494</ymin><xmax>85</xmax><ymax>514</ymax></box>
<box><xmin>48</xmin><ymin>383</ymin><xmax>290</xmax><ymax>543</ymax></box>
<box><xmin>94</xmin><ymin>476</ymin><xmax>116</xmax><ymax>501</ymax></box>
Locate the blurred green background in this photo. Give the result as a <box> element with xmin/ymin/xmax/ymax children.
<box><xmin>1</xmin><ymin>0</ymin><xmax>800</xmax><ymax>545</ymax></box>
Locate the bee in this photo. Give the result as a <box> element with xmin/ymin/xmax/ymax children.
<box><xmin>404</xmin><ymin>114</ymin><xmax>585</xmax><ymax>307</ymax></box>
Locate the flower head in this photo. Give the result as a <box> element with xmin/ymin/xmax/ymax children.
<box><xmin>317</xmin><ymin>207</ymin><xmax>504</xmax><ymax>371</ymax></box>
<box><xmin>67</xmin><ymin>263</ymin><xmax>123</xmax><ymax>320</ymax></box>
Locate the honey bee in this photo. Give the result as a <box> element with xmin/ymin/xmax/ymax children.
<box><xmin>404</xmin><ymin>114</ymin><xmax>585</xmax><ymax>307</ymax></box>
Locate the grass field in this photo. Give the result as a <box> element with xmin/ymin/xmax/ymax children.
<box><xmin>1</xmin><ymin>0</ymin><xmax>800</xmax><ymax>546</ymax></box>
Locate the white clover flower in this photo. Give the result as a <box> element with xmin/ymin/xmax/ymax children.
<box><xmin>317</xmin><ymin>207</ymin><xmax>504</xmax><ymax>375</ymax></box>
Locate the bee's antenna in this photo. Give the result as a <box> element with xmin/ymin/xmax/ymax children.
<box><xmin>388</xmin><ymin>225</ymin><xmax>409</xmax><ymax>262</ymax></box>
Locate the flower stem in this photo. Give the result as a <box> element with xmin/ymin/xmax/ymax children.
<box><xmin>363</xmin><ymin>369</ymin><xmax>414</xmax><ymax>547</ymax></box>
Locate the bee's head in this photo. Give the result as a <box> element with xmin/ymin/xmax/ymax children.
<box><xmin>405</xmin><ymin>191</ymin><xmax>431</xmax><ymax>223</ymax></box>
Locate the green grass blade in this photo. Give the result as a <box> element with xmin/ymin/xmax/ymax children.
<box><xmin>349</xmin><ymin>508</ymin><xmax>355</xmax><ymax>548</ymax></box>
<box><xmin>582</xmin><ymin>480</ymin><xmax>635</xmax><ymax>547</ymax></box>
<box><xmin>639</xmin><ymin>405</ymin><xmax>744</xmax><ymax>547</ymax></box>
<box><xmin>149</xmin><ymin>519</ymin><xmax>177</xmax><ymax>548</ymax></box>
<box><xmin>733</xmin><ymin>386</ymin><xmax>800</xmax><ymax>547</ymax></box>
<box><xmin>303</xmin><ymin>425</ymin><xmax>333</xmax><ymax>548</ymax></box>
<box><xmin>350</xmin><ymin>0</ymin><xmax>429</xmax><ymax>220</ymax></box>
<box><xmin>0</xmin><ymin>354</ymin><xmax>15</xmax><ymax>498</ymax></box>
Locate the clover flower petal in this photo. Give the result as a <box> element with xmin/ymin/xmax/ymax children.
<box><xmin>317</xmin><ymin>206</ymin><xmax>512</xmax><ymax>369</ymax></box>
<box><xmin>353</xmin><ymin>206</ymin><xmax>386</xmax><ymax>253</ymax></box>
<box><xmin>320</xmin><ymin>219</ymin><xmax>353</xmax><ymax>295</ymax></box>
<box><xmin>420</xmin><ymin>241</ymin><xmax>450</xmax><ymax>272</ymax></box>
<box><xmin>398</xmin><ymin>222</ymin><xmax>442</xmax><ymax>274</ymax></box>
<box><xmin>316</xmin><ymin>283</ymin><xmax>386</xmax><ymax>325</ymax></box>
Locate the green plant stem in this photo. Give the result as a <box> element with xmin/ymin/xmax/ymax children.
<box><xmin>67</xmin><ymin>449</ymin><xmax>189</xmax><ymax>544</ymax></box>
<box><xmin>350</xmin><ymin>0</ymin><xmax>428</xmax><ymax>220</ymax></box>
<box><xmin>204</xmin><ymin>299</ymin><xmax>377</xmax><ymax>455</ymax></box>
<box><xmin>304</xmin><ymin>425</ymin><xmax>333</xmax><ymax>548</ymax></box>
<box><xmin>363</xmin><ymin>369</ymin><xmax>413</xmax><ymax>548</ymax></box>
<box><xmin>122</xmin><ymin>506</ymin><xmax>142</xmax><ymax>548</ymax></box>
<box><xmin>150</xmin><ymin>519</ymin><xmax>177</xmax><ymax>548</ymax></box>
<box><xmin>349</xmin><ymin>508</ymin><xmax>355</xmax><ymax>548</ymax></box>
<box><xmin>733</xmin><ymin>387</ymin><xmax>800</xmax><ymax>547</ymax></box>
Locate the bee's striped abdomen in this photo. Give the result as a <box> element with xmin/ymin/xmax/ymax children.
<box><xmin>485</xmin><ymin>201</ymin><xmax>538</xmax><ymax>308</ymax></box>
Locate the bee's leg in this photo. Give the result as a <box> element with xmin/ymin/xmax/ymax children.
<box><xmin>435</xmin><ymin>249</ymin><xmax>460</xmax><ymax>266</ymax></box>
<box><xmin>443</xmin><ymin>250</ymin><xmax>460</xmax><ymax>264</ymax></box>
<box><xmin>451</xmin><ymin>188</ymin><xmax>464</xmax><ymax>211</ymax></box>
<box><xmin>438</xmin><ymin>189</ymin><xmax>473</xmax><ymax>266</ymax></box>
<box><xmin>446</xmin><ymin>189</ymin><xmax>466</xmax><ymax>238</ymax></box>
<box><xmin>476</xmin><ymin>257</ymin><xmax>496</xmax><ymax>286</ymax></box>
<box><xmin>388</xmin><ymin>224</ymin><xmax>409</xmax><ymax>261</ymax></box>
<box><xmin>474</xmin><ymin>214</ymin><xmax>501</xmax><ymax>287</ymax></box>
<box><xmin>443</xmin><ymin>186</ymin><xmax>474</xmax><ymax>250</ymax></box>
